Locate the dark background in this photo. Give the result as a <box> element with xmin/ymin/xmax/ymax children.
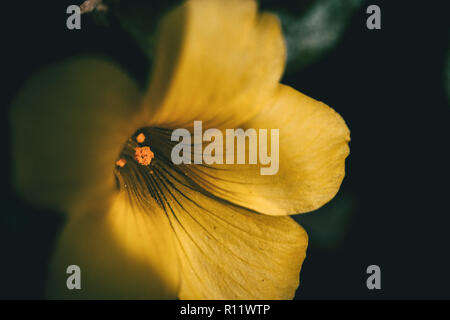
<box><xmin>1</xmin><ymin>0</ymin><xmax>449</xmax><ymax>299</ymax></box>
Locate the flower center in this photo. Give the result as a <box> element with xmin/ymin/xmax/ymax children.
<box><xmin>115</xmin><ymin>132</ymin><xmax>155</xmax><ymax>169</ymax></box>
<box><xmin>113</xmin><ymin>127</ymin><xmax>197</xmax><ymax>211</ymax></box>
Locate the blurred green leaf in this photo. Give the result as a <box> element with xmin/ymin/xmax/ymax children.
<box><xmin>294</xmin><ymin>192</ymin><xmax>356</xmax><ymax>250</ymax></box>
<box><xmin>104</xmin><ymin>0</ymin><xmax>182</xmax><ymax>60</ymax></box>
<box><xmin>271</xmin><ymin>0</ymin><xmax>364</xmax><ymax>72</ymax></box>
<box><xmin>103</xmin><ymin>0</ymin><xmax>362</xmax><ymax>74</ymax></box>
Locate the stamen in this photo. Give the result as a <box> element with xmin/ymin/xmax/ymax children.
<box><xmin>136</xmin><ymin>133</ymin><xmax>146</xmax><ymax>143</ymax></box>
<box><xmin>116</xmin><ymin>158</ymin><xmax>127</xmax><ymax>167</ymax></box>
<box><xmin>135</xmin><ymin>146</ymin><xmax>154</xmax><ymax>166</ymax></box>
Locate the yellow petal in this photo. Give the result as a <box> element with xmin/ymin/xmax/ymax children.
<box><xmin>188</xmin><ymin>84</ymin><xmax>350</xmax><ymax>215</ymax></box>
<box><xmin>144</xmin><ymin>0</ymin><xmax>285</xmax><ymax>128</ymax></box>
<box><xmin>10</xmin><ymin>57</ymin><xmax>145</xmax><ymax>214</ymax></box>
<box><xmin>148</xmin><ymin>166</ymin><xmax>308</xmax><ymax>299</ymax></box>
<box><xmin>46</xmin><ymin>192</ymin><xmax>179</xmax><ymax>299</ymax></box>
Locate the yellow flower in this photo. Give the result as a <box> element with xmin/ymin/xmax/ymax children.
<box><xmin>9</xmin><ymin>0</ymin><xmax>349</xmax><ymax>299</ymax></box>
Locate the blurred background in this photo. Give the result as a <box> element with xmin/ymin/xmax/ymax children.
<box><xmin>1</xmin><ymin>0</ymin><xmax>449</xmax><ymax>299</ymax></box>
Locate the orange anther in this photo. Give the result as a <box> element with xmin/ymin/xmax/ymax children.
<box><xmin>116</xmin><ymin>158</ymin><xmax>127</xmax><ymax>167</ymax></box>
<box><xmin>134</xmin><ymin>146</ymin><xmax>154</xmax><ymax>166</ymax></box>
<box><xmin>136</xmin><ymin>133</ymin><xmax>146</xmax><ymax>143</ymax></box>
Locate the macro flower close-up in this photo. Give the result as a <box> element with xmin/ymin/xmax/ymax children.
<box><xmin>8</xmin><ymin>0</ymin><xmax>350</xmax><ymax>299</ymax></box>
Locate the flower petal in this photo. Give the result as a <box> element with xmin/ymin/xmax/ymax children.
<box><xmin>46</xmin><ymin>192</ymin><xmax>179</xmax><ymax>299</ymax></box>
<box><xmin>188</xmin><ymin>84</ymin><xmax>350</xmax><ymax>215</ymax></box>
<box><xmin>10</xmin><ymin>57</ymin><xmax>145</xmax><ymax>214</ymax></box>
<box><xmin>148</xmin><ymin>167</ymin><xmax>308</xmax><ymax>299</ymax></box>
<box><xmin>143</xmin><ymin>0</ymin><xmax>285</xmax><ymax>128</ymax></box>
